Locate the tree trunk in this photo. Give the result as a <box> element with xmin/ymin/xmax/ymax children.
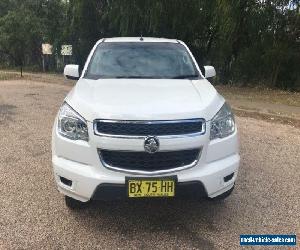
<box><xmin>271</xmin><ymin>63</ymin><xmax>280</xmax><ymax>87</ymax></box>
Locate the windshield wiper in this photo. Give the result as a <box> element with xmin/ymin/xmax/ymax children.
<box><xmin>115</xmin><ymin>76</ymin><xmax>156</xmax><ymax>79</ymax></box>
<box><xmin>87</xmin><ymin>75</ymin><xmax>200</xmax><ymax>80</ymax></box>
<box><xmin>85</xmin><ymin>75</ymin><xmax>154</xmax><ymax>79</ymax></box>
<box><xmin>172</xmin><ymin>74</ymin><xmax>200</xmax><ymax>79</ymax></box>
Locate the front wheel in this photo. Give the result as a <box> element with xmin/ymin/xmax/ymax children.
<box><xmin>65</xmin><ymin>196</ymin><xmax>90</xmax><ymax>209</ymax></box>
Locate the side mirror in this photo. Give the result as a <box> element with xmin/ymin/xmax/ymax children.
<box><xmin>204</xmin><ymin>66</ymin><xmax>216</xmax><ymax>78</ymax></box>
<box><xmin>64</xmin><ymin>64</ymin><xmax>80</xmax><ymax>80</ymax></box>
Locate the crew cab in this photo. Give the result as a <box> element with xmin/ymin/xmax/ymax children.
<box><xmin>52</xmin><ymin>37</ymin><xmax>239</xmax><ymax>208</ymax></box>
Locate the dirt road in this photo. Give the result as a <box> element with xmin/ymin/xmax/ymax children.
<box><xmin>0</xmin><ymin>79</ymin><xmax>299</xmax><ymax>249</ymax></box>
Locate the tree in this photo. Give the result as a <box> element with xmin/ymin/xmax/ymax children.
<box><xmin>0</xmin><ymin>8</ymin><xmax>43</xmax><ymax>76</ymax></box>
<box><xmin>0</xmin><ymin>0</ymin><xmax>299</xmax><ymax>89</ymax></box>
<box><xmin>67</xmin><ymin>0</ymin><xmax>102</xmax><ymax>67</ymax></box>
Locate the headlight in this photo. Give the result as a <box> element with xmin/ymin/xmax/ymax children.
<box><xmin>210</xmin><ymin>103</ymin><xmax>235</xmax><ymax>140</ymax></box>
<box><xmin>58</xmin><ymin>102</ymin><xmax>89</xmax><ymax>141</ymax></box>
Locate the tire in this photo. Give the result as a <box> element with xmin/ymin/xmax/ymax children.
<box><xmin>207</xmin><ymin>184</ymin><xmax>235</xmax><ymax>201</ymax></box>
<box><xmin>65</xmin><ymin>196</ymin><xmax>89</xmax><ymax>209</ymax></box>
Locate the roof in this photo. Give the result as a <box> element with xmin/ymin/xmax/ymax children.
<box><xmin>103</xmin><ymin>37</ymin><xmax>180</xmax><ymax>43</ymax></box>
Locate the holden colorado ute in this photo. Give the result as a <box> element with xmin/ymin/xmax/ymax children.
<box><xmin>52</xmin><ymin>37</ymin><xmax>239</xmax><ymax>209</ymax></box>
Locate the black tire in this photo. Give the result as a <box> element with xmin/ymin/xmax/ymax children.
<box><xmin>207</xmin><ymin>184</ymin><xmax>235</xmax><ymax>201</ymax></box>
<box><xmin>65</xmin><ymin>196</ymin><xmax>89</xmax><ymax>209</ymax></box>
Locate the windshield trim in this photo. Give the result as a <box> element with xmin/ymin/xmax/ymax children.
<box><xmin>83</xmin><ymin>42</ymin><xmax>202</xmax><ymax>80</ymax></box>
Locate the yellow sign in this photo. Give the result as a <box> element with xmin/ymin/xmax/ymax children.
<box><xmin>127</xmin><ymin>179</ymin><xmax>175</xmax><ymax>198</ymax></box>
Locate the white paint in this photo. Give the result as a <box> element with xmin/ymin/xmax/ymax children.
<box><xmin>52</xmin><ymin>37</ymin><xmax>240</xmax><ymax>203</ymax></box>
<box><xmin>204</xmin><ymin>66</ymin><xmax>216</xmax><ymax>78</ymax></box>
<box><xmin>63</xmin><ymin>64</ymin><xmax>79</xmax><ymax>79</ymax></box>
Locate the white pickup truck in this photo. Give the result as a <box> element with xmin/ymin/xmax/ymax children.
<box><xmin>52</xmin><ymin>37</ymin><xmax>239</xmax><ymax>209</ymax></box>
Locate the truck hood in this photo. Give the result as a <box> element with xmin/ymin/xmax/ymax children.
<box><xmin>65</xmin><ymin>78</ymin><xmax>224</xmax><ymax>122</ymax></box>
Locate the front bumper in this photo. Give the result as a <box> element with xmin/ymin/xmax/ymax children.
<box><xmin>53</xmin><ymin>152</ymin><xmax>239</xmax><ymax>202</ymax></box>
<box><xmin>52</xmin><ymin>120</ymin><xmax>240</xmax><ymax>202</ymax></box>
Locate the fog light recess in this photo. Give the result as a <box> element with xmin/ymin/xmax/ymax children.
<box><xmin>224</xmin><ymin>173</ymin><xmax>234</xmax><ymax>182</ymax></box>
<box><xmin>60</xmin><ymin>176</ymin><xmax>72</xmax><ymax>187</ymax></box>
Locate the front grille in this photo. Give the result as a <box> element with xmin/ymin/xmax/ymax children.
<box><xmin>99</xmin><ymin>149</ymin><xmax>201</xmax><ymax>172</ymax></box>
<box><xmin>94</xmin><ymin>119</ymin><xmax>205</xmax><ymax>136</ymax></box>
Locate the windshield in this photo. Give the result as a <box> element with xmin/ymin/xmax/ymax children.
<box><xmin>84</xmin><ymin>42</ymin><xmax>201</xmax><ymax>79</ymax></box>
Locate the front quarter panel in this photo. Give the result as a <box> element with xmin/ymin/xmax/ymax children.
<box><xmin>192</xmin><ymin>79</ymin><xmax>225</xmax><ymax>120</ymax></box>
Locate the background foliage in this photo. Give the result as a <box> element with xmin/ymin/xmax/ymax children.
<box><xmin>0</xmin><ymin>0</ymin><xmax>299</xmax><ymax>90</ymax></box>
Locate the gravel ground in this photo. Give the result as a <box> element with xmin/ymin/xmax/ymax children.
<box><xmin>0</xmin><ymin>79</ymin><xmax>299</xmax><ymax>249</ymax></box>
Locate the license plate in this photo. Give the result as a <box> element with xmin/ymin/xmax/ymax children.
<box><xmin>126</xmin><ymin>177</ymin><xmax>176</xmax><ymax>198</ymax></box>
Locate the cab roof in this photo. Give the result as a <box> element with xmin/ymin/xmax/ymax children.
<box><xmin>103</xmin><ymin>37</ymin><xmax>180</xmax><ymax>43</ymax></box>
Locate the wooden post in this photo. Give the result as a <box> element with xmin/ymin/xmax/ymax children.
<box><xmin>42</xmin><ymin>55</ymin><xmax>45</xmax><ymax>72</ymax></box>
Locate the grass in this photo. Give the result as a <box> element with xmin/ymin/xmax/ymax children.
<box><xmin>216</xmin><ymin>85</ymin><xmax>300</xmax><ymax>107</ymax></box>
<box><xmin>0</xmin><ymin>70</ymin><xmax>71</xmax><ymax>85</ymax></box>
<box><xmin>0</xmin><ymin>71</ymin><xmax>22</xmax><ymax>81</ymax></box>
